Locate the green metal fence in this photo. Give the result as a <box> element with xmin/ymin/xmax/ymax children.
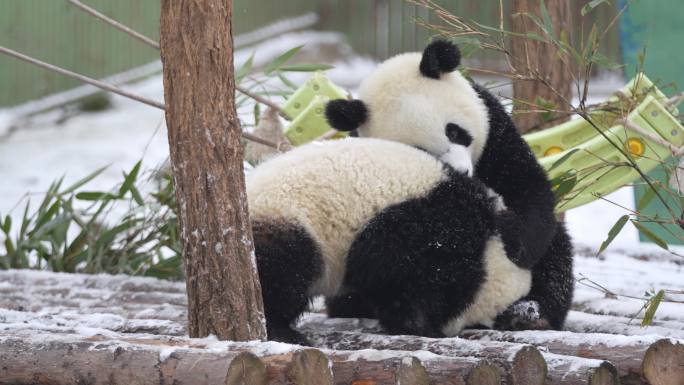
<box><xmin>0</xmin><ymin>1</ymin><xmax>160</xmax><ymax>107</ymax></box>
<box><xmin>1</xmin><ymin>0</ymin><xmax>621</xmax><ymax>107</ymax></box>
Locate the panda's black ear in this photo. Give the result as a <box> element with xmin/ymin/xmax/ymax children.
<box><xmin>325</xmin><ymin>99</ymin><xmax>369</xmax><ymax>132</ymax></box>
<box><xmin>420</xmin><ymin>40</ymin><xmax>461</xmax><ymax>79</ymax></box>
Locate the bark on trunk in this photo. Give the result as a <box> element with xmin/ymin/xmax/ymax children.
<box><xmin>159</xmin><ymin>0</ymin><xmax>266</xmax><ymax>340</ymax></box>
<box><xmin>510</xmin><ymin>0</ymin><xmax>574</xmax><ymax>133</ymax></box>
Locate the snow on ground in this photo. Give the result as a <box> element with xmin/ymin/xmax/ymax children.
<box><xmin>0</xmin><ymin>31</ymin><xmax>682</xmax><ymax>331</ymax></box>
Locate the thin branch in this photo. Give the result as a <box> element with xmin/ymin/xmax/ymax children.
<box><xmin>65</xmin><ymin>0</ymin><xmax>287</xmax><ymax>119</ymax></box>
<box><xmin>67</xmin><ymin>0</ymin><xmax>160</xmax><ymax>49</ymax></box>
<box><xmin>0</xmin><ymin>46</ymin><xmax>165</xmax><ymax>110</ymax></box>
<box><xmin>666</xmin><ymin>92</ymin><xmax>684</xmax><ymax>108</ymax></box>
<box><xmin>0</xmin><ymin>46</ymin><xmax>283</xmax><ymax>151</ymax></box>
<box><xmin>236</xmin><ymin>87</ymin><xmax>288</xmax><ymax>118</ymax></box>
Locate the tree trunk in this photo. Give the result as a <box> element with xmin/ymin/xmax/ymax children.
<box><xmin>510</xmin><ymin>0</ymin><xmax>574</xmax><ymax>133</ymax></box>
<box><xmin>159</xmin><ymin>0</ymin><xmax>266</xmax><ymax>341</ymax></box>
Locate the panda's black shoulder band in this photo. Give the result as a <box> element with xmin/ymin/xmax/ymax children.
<box><xmin>325</xmin><ymin>99</ymin><xmax>369</xmax><ymax>132</ymax></box>
<box><xmin>420</xmin><ymin>40</ymin><xmax>461</xmax><ymax>79</ymax></box>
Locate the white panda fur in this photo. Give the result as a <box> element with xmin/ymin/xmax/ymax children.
<box><xmin>248</xmin><ymin>138</ymin><xmax>531</xmax><ymax>339</ymax></box>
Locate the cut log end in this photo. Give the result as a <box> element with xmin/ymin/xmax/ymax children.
<box><xmin>509</xmin><ymin>346</ymin><xmax>547</xmax><ymax>385</ymax></box>
<box><xmin>224</xmin><ymin>352</ymin><xmax>267</xmax><ymax>385</ymax></box>
<box><xmin>467</xmin><ymin>361</ymin><xmax>502</xmax><ymax>385</ymax></box>
<box><xmin>288</xmin><ymin>348</ymin><xmax>334</xmax><ymax>385</ymax></box>
<box><xmin>397</xmin><ymin>357</ymin><xmax>430</xmax><ymax>385</ymax></box>
<box><xmin>588</xmin><ymin>362</ymin><xmax>619</xmax><ymax>385</ymax></box>
<box><xmin>643</xmin><ymin>339</ymin><xmax>684</xmax><ymax>385</ymax></box>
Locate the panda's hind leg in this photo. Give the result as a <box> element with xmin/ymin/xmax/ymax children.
<box><xmin>325</xmin><ymin>290</ymin><xmax>378</xmax><ymax>319</ymax></box>
<box><xmin>252</xmin><ymin>220</ymin><xmax>323</xmax><ymax>344</ymax></box>
<box><xmin>495</xmin><ymin>221</ymin><xmax>574</xmax><ymax>330</ymax></box>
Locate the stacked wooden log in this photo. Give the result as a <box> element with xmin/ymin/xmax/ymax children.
<box><xmin>1</xmin><ymin>269</ymin><xmax>683</xmax><ymax>385</ymax></box>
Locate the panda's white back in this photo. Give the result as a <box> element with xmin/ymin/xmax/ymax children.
<box><xmin>247</xmin><ymin>138</ymin><xmax>448</xmax><ymax>295</ymax></box>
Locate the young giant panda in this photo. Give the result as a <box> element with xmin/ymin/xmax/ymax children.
<box><xmin>248</xmin><ymin>138</ymin><xmax>532</xmax><ymax>344</ymax></box>
<box><xmin>325</xmin><ymin>40</ymin><xmax>574</xmax><ymax>331</ymax></box>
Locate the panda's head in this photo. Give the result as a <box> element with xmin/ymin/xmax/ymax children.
<box><xmin>326</xmin><ymin>40</ymin><xmax>489</xmax><ymax>174</ymax></box>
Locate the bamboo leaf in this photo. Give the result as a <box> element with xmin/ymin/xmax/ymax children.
<box><xmin>32</xmin><ymin>200</ymin><xmax>61</xmax><ymax>233</ymax></box>
<box><xmin>582</xmin><ymin>0</ymin><xmax>611</xmax><ymax>16</ymax></box>
<box><xmin>119</xmin><ymin>160</ymin><xmax>142</xmax><ymax>196</ymax></box>
<box><xmin>592</xmin><ymin>52</ymin><xmax>623</xmax><ymax>70</ymax></box>
<box><xmin>19</xmin><ymin>201</ymin><xmax>30</xmax><ymax>240</ymax></box>
<box><xmin>277</xmin><ymin>73</ymin><xmax>298</xmax><ymax>90</ymax></box>
<box><xmin>549</xmin><ymin>148</ymin><xmax>580</xmax><ymax>171</ymax></box>
<box><xmin>583</xmin><ymin>24</ymin><xmax>599</xmax><ymax>60</ymax></box>
<box><xmin>631</xmin><ymin>220</ymin><xmax>669</xmax><ymax>250</ymax></box>
<box><xmin>37</xmin><ymin>179</ymin><xmax>60</xmax><ymax>216</ymax></box>
<box><xmin>130</xmin><ymin>186</ymin><xmax>145</xmax><ymax>206</ymax></box>
<box><xmin>61</xmin><ymin>166</ymin><xmax>108</xmax><ymax>195</ymax></box>
<box><xmin>641</xmin><ymin>289</ymin><xmax>665</xmax><ymax>327</ymax></box>
<box><xmin>597</xmin><ymin>215</ymin><xmax>629</xmax><ymax>255</ymax></box>
<box><xmin>264</xmin><ymin>45</ymin><xmax>304</xmax><ymax>74</ymax></box>
<box><xmin>637</xmin><ymin>187</ymin><xmax>657</xmax><ymax>211</ymax></box>
<box><xmin>540</xmin><ymin>0</ymin><xmax>554</xmax><ymax>38</ymax></box>
<box><xmin>235</xmin><ymin>52</ymin><xmax>255</xmax><ymax>82</ymax></box>
<box><xmin>553</xmin><ymin>174</ymin><xmax>578</xmax><ymax>202</ymax></box>
<box><xmin>31</xmin><ymin>214</ymin><xmax>72</xmax><ymax>241</ymax></box>
<box><xmin>525</xmin><ymin>32</ymin><xmax>546</xmax><ymax>42</ymax></box>
<box><xmin>1</xmin><ymin>215</ymin><xmax>10</xmax><ymax>234</ymax></box>
<box><xmin>76</xmin><ymin>191</ymin><xmax>118</xmax><ymax>201</ymax></box>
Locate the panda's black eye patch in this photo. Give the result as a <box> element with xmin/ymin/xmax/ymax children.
<box><xmin>445</xmin><ymin>123</ymin><xmax>473</xmax><ymax>147</ymax></box>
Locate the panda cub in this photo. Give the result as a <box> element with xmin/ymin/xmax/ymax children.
<box><xmin>248</xmin><ymin>138</ymin><xmax>531</xmax><ymax>344</ymax></box>
<box><xmin>325</xmin><ymin>40</ymin><xmax>574</xmax><ymax>332</ymax></box>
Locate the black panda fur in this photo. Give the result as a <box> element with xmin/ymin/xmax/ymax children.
<box><xmin>471</xmin><ymin>84</ymin><xmax>573</xmax><ymax>329</ymax></box>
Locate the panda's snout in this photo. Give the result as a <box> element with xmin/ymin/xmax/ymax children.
<box><xmin>442</xmin><ymin>123</ymin><xmax>474</xmax><ymax>175</ymax></box>
<box><xmin>439</xmin><ymin>145</ymin><xmax>473</xmax><ymax>176</ymax></box>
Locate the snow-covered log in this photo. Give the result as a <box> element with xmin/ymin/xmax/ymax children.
<box><xmin>0</xmin><ymin>329</ymin><xmax>330</xmax><ymax>385</ymax></box>
<box><xmin>304</xmin><ymin>329</ymin><xmax>548</xmax><ymax>385</ymax></box>
<box><xmin>298</xmin><ymin>316</ymin><xmax>621</xmax><ymax>385</ymax></box>
<box><xmin>0</xmin><ymin>329</ymin><xmax>508</xmax><ymax>385</ymax></box>
<box><xmin>642</xmin><ymin>339</ymin><xmax>684</xmax><ymax>385</ymax></box>
<box><xmin>311</xmin><ymin>329</ymin><xmax>622</xmax><ymax>385</ymax></box>
<box><xmin>328</xmin><ymin>352</ymin><xmax>501</xmax><ymax>385</ymax></box>
<box><xmin>2</xmin><ymin>270</ymin><xmax>682</xmax><ymax>385</ymax></box>
<box><xmin>460</xmin><ymin>328</ymin><xmax>684</xmax><ymax>385</ymax></box>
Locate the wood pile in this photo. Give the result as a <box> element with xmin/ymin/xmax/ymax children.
<box><xmin>1</xmin><ymin>269</ymin><xmax>682</xmax><ymax>385</ymax></box>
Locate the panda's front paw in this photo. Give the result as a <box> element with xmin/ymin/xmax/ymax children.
<box><xmin>494</xmin><ymin>300</ymin><xmax>551</xmax><ymax>331</ymax></box>
<box><xmin>495</xmin><ymin>211</ymin><xmax>527</xmax><ymax>268</ymax></box>
<box><xmin>268</xmin><ymin>326</ymin><xmax>312</xmax><ymax>346</ymax></box>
